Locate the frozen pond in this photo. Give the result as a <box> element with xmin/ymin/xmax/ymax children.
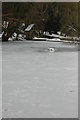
<box><xmin>2</xmin><ymin>41</ymin><xmax>78</xmax><ymax>118</ymax></box>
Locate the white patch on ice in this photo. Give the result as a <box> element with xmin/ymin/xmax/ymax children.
<box><xmin>64</xmin><ymin>67</ymin><xmax>75</xmax><ymax>71</ymax></box>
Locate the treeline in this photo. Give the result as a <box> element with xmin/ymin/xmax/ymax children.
<box><xmin>2</xmin><ymin>2</ymin><xmax>79</xmax><ymax>33</ymax></box>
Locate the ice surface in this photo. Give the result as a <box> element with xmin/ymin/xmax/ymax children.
<box><xmin>0</xmin><ymin>42</ymin><xmax>2</xmax><ymax>119</ymax></box>
<box><xmin>2</xmin><ymin>41</ymin><xmax>78</xmax><ymax>118</ymax></box>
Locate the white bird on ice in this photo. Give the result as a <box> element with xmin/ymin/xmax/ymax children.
<box><xmin>48</xmin><ymin>47</ymin><xmax>55</xmax><ymax>52</ymax></box>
